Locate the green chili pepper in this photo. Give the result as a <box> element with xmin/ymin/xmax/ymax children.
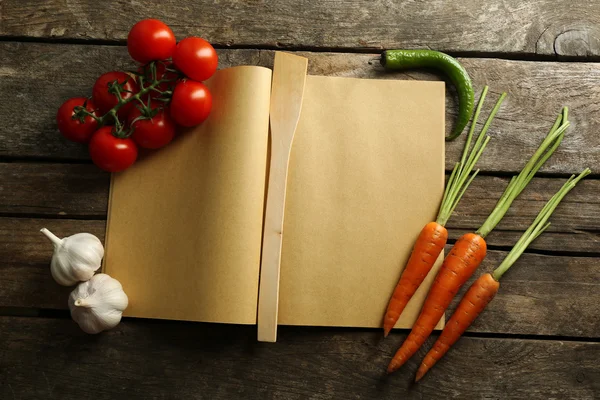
<box><xmin>381</xmin><ymin>50</ymin><xmax>474</xmax><ymax>141</ymax></box>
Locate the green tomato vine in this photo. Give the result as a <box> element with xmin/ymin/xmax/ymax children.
<box><xmin>73</xmin><ymin>61</ymin><xmax>180</xmax><ymax>138</ymax></box>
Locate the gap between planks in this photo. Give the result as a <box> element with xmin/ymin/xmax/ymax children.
<box><xmin>1</xmin><ymin>36</ymin><xmax>600</xmax><ymax>63</ymax></box>
<box><xmin>0</xmin><ymin>312</ymin><xmax>597</xmax><ymax>343</ymax></box>
<box><xmin>1</xmin><ymin>157</ymin><xmax>599</xmax><ymax>181</ymax></box>
<box><xmin>15</xmin><ymin>223</ymin><xmax>600</xmax><ymax>259</ymax></box>
<box><xmin>446</xmin><ymin>240</ymin><xmax>600</xmax><ymax>259</ymax></box>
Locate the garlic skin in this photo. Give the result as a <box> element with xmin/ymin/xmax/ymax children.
<box><xmin>69</xmin><ymin>274</ymin><xmax>129</xmax><ymax>334</ymax></box>
<box><xmin>40</xmin><ymin>228</ymin><xmax>104</xmax><ymax>286</ymax></box>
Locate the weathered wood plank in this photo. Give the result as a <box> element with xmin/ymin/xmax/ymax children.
<box><xmin>0</xmin><ymin>317</ymin><xmax>598</xmax><ymax>400</ymax></box>
<box><xmin>0</xmin><ymin>43</ymin><xmax>132</xmax><ymax>160</ymax></box>
<box><xmin>455</xmin><ymin>249</ymin><xmax>600</xmax><ymax>338</ymax></box>
<box><xmin>2</xmin><ymin>0</ymin><xmax>600</xmax><ymax>58</ymax></box>
<box><xmin>0</xmin><ymin>163</ymin><xmax>109</xmax><ymax>217</ymax></box>
<box><xmin>449</xmin><ymin>175</ymin><xmax>600</xmax><ymax>253</ymax></box>
<box><xmin>1</xmin><ymin>162</ymin><xmax>598</xmax><ymax>252</ymax></box>
<box><xmin>2</xmin><ymin>217</ymin><xmax>599</xmax><ymax>337</ymax></box>
<box><xmin>1</xmin><ymin>43</ymin><xmax>599</xmax><ymax>174</ymax></box>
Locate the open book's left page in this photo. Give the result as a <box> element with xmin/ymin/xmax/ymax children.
<box><xmin>103</xmin><ymin>66</ymin><xmax>272</xmax><ymax>324</ymax></box>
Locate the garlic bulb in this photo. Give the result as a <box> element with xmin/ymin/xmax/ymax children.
<box><xmin>69</xmin><ymin>273</ymin><xmax>129</xmax><ymax>334</ymax></box>
<box><xmin>40</xmin><ymin>228</ymin><xmax>104</xmax><ymax>286</ymax></box>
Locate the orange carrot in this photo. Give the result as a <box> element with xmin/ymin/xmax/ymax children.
<box><xmin>383</xmin><ymin>222</ymin><xmax>447</xmax><ymax>336</ymax></box>
<box><xmin>387</xmin><ymin>232</ymin><xmax>486</xmax><ymax>372</ymax></box>
<box><xmin>415</xmin><ymin>169</ymin><xmax>590</xmax><ymax>381</ymax></box>
<box><xmin>383</xmin><ymin>87</ymin><xmax>506</xmax><ymax>336</ymax></box>
<box><xmin>415</xmin><ymin>273</ymin><xmax>498</xmax><ymax>381</ymax></box>
<box><xmin>387</xmin><ymin>106</ymin><xmax>571</xmax><ymax>373</ymax></box>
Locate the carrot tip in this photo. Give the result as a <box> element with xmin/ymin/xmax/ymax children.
<box><xmin>383</xmin><ymin>329</ymin><xmax>390</xmax><ymax>338</ymax></box>
<box><xmin>387</xmin><ymin>362</ymin><xmax>399</xmax><ymax>374</ymax></box>
<box><xmin>415</xmin><ymin>371</ymin><xmax>425</xmax><ymax>382</ymax></box>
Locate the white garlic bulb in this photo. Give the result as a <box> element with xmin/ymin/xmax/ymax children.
<box><xmin>40</xmin><ymin>228</ymin><xmax>104</xmax><ymax>286</ymax></box>
<box><xmin>69</xmin><ymin>273</ymin><xmax>129</xmax><ymax>334</ymax></box>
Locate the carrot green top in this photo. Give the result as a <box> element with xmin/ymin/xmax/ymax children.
<box><xmin>435</xmin><ymin>87</ymin><xmax>506</xmax><ymax>226</ymax></box>
<box><xmin>492</xmin><ymin>168</ymin><xmax>591</xmax><ymax>280</ymax></box>
<box><xmin>476</xmin><ymin>107</ymin><xmax>570</xmax><ymax>238</ymax></box>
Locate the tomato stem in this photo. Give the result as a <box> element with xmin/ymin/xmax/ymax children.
<box><xmin>73</xmin><ymin>61</ymin><xmax>179</xmax><ymax>137</ymax></box>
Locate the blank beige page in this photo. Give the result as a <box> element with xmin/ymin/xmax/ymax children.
<box><xmin>278</xmin><ymin>76</ymin><xmax>445</xmax><ymax>329</ymax></box>
<box><xmin>104</xmin><ymin>66</ymin><xmax>272</xmax><ymax>324</ymax></box>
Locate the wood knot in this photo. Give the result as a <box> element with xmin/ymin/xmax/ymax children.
<box><xmin>554</xmin><ymin>28</ymin><xmax>600</xmax><ymax>57</ymax></box>
<box><xmin>536</xmin><ymin>24</ymin><xmax>600</xmax><ymax>58</ymax></box>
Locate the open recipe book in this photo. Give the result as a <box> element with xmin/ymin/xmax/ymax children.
<box><xmin>103</xmin><ymin>53</ymin><xmax>446</xmax><ymax>334</ymax></box>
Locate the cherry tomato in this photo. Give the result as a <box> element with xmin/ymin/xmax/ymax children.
<box><xmin>89</xmin><ymin>127</ymin><xmax>138</xmax><ymax>172</ymax></box>
<box><xmin>170</xmin><ymin>80</ymin><xmax>212</xmax><ymax>127</ymax></box>
<box><xmin>127</xmin><ymin>19</ymin><xmax>176</xmax><ymax>63</ymax></box>
<box><xmin>137</xmin><ymin>62</ymin><xmax>178</xmax><ymax>99</ymax></box>
<box><xmin>56</xmin><ymin>97</ymin><xmax>99</xmax><ymax>143</ymax></box>
<box><xmin>128</xmin><ymin>103</ymin><xmax>176</xmax><ymax>149</ymax></box>
<box><xmin>92</xmin><ymin>71</ymin><xmax>139</xmax><ymax>119</ymax></box>
<box><xmin>172</xmin><ymin>37</ymin><xmax>218</xmax><ymax>82</ymax></box>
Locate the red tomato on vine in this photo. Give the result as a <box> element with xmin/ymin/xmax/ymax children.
<box><xmin>92</xmin><ymin>71</ymin><xmax>139</xmax><ymax>119</ymax></box>
<box><xmin>170</xmin><ymin>80</ymin><xmax>212</xmax><ymax>127</ymax></box>
<box><xmin>127</xmin><ymin>19</ymin><xmax>177</xmax><ymax>64</ymax></box>
<box><xmin>172</xmin><ymin>37</ymin><xmax>218</xmax><ymax>82</ymax></box>
<box><xmin>128</xmin><ymin>103</ymin><xmax>176</xmax><ymax>149</ymax></box>
<box><xmin>89</xmin><ymin>127</ymin><xmax>138</xmax><ymax>172</ymax></box>
<box><xmin>56</xmin><ymin>97</ymin><xmax>99</xmax><ymax>143</ymax></box>
<box><xmin>55</xmin><ymin>20</ymin><xmax>221</xmax><ymax>173</ymax></box>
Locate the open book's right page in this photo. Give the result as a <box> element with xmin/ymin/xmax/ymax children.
<box><xmin>278</xmin><ymin>76</ymin><xmax>445</xmax><ymax>329</ymax></box>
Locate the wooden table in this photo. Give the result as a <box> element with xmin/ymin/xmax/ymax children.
<box><xmin>1</xmin><ymin>2</ymin><xmax>599</xmax><ymax>399</ymax></box>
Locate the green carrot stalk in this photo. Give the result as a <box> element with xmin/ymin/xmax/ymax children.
<box><xmin>477</xmin><ymin>107</ymin><xmax>569</xmax><ymax>237</ymax></box>
<box><xmin>437</xmin><ymin>88</ymin><xmax>507</xmax><ymax>226</ymax></box>
<box><xmin>493</xmin><ymin>168</ymin><xmax>590</xmax><ymax>279</ymax></box>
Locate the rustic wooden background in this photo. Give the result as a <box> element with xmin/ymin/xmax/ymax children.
<box><xmin>1</xmin><ymin>1</ymin><xmax>599</xmax><ymax>399</ymax></box>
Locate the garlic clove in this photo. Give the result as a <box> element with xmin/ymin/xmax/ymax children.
<box><xmin>41</xmin><ymin>228</ymin><xmax>104</xmax><ymax>286</ymax></box>
<box><xmin>72</xmin><ymin>262</ymin><xmax>97</xmax><ymax>282</ymax></box>
<box><xmin>70</xmin><ymin>304</ymin><xmax>106</xmax><ymax>334</ymax></box>
<box><xmin>50</xmin><ymin>256</ymin><xmax>78</xmax><ymax>286</ymax></box>
<box><xmin>69</xmin><ymin>274</ymin><xmax>129</xmax><ymax>334</ymax></box>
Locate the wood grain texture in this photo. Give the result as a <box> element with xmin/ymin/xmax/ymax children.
<box><xmin>2</xmin><ymin>217</ymin><xmax>599</xmax><ymax>338</ymax></box>
<box><xmin>2</xmin><ymin>43</ymin><xmax>600</xmax><ymax>174</ymax></box>
<box><xmin>0</xmin><ymin>42</ymin><xmax>133</xmax><ymax>161</ymax></box>
<box><xmin>0</xmin><ymin>316</ymin><xmax>598</xmax><ymax>400</ymax></box>
<box><xmin>449</xmin><ymin>249</ymin><xmax>600</xmax><ymax>338</ymax></box>
<box><xmin>0</xmin><ymin>163</ymin><xmax>109</xmax><ymax>217</ymax></box>
<box><xmin>1</xmin><ymin>163</ymin><xmax>597</xmax><ymax>252</ymax></box>
<box><xmin>449</xmin><ymin>174</ymin><xmax>600</xmax><ymax>253</ymax></box>
<box><xmin>258</xmin><ymin>52</ymin><xmax>308</xmax><ymax>342</ymax></box>
<box><xmin>3</xmin><ymin>0</ymin><xmax>600</xmax><ymax>58</ymax></box>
